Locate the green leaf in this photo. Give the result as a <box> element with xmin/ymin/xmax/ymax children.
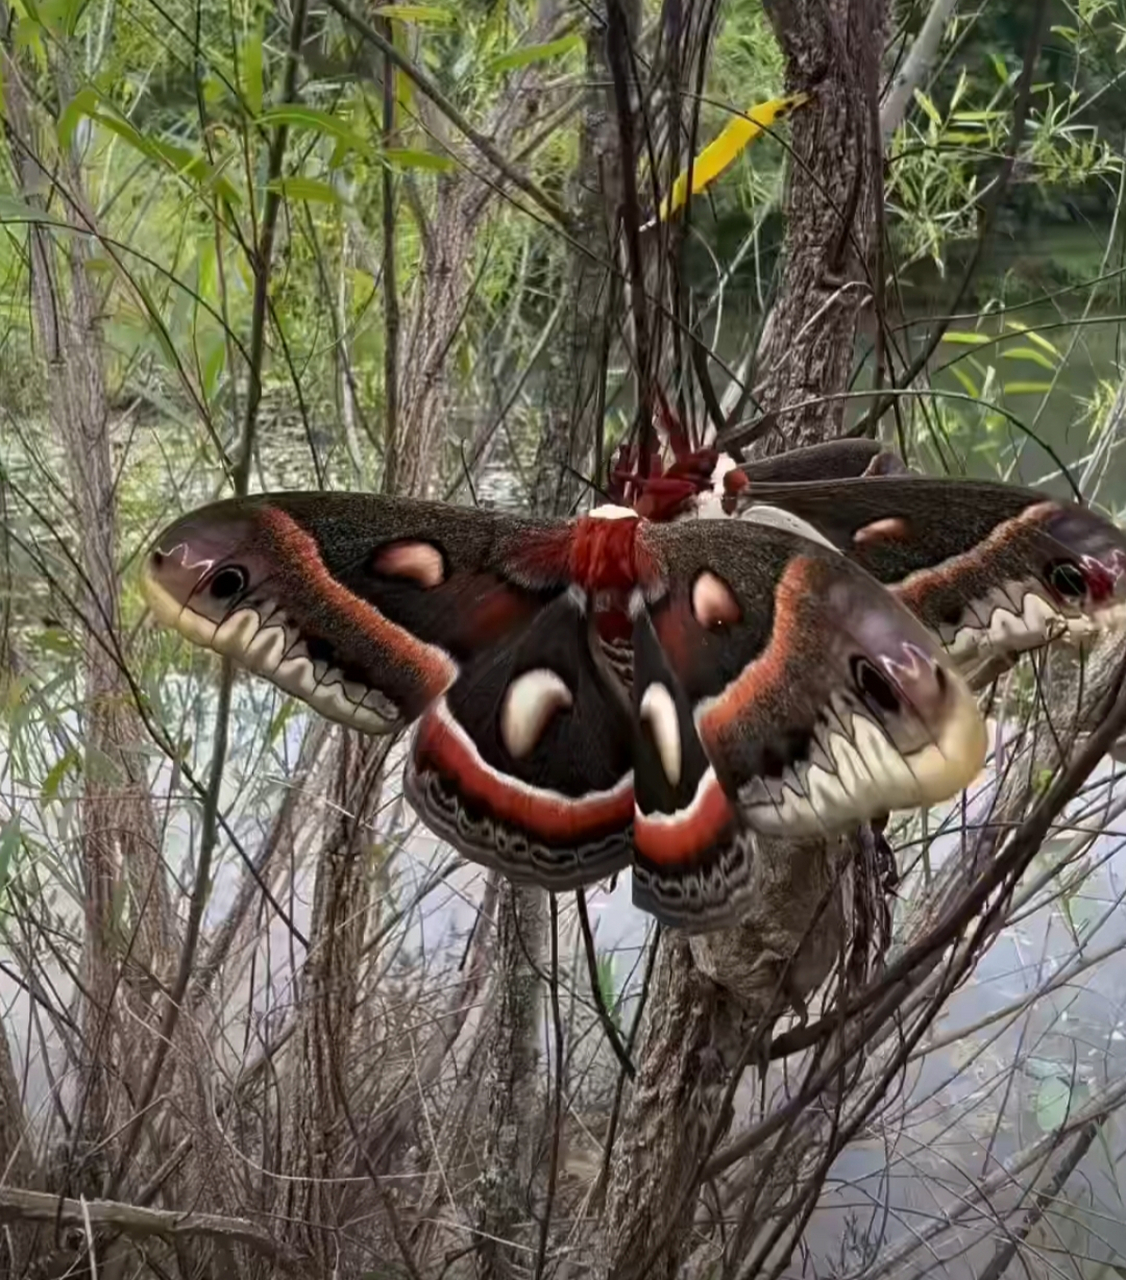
<box><xmin>949</xmin><ymin>366</ymin><xmax>979</xmax><ymax>398</ymax></box>
<box><xmin>0</xmin><ymin>195</ymin><xmax>57</xmax><ymax>225</ymax></box>
<box><xmin>201</xmin><ymin>335</ymin><xmax>226</xmax><ymax>400</ymax></box>
<box><xmin>372</xmin><ymin>4</ymin><xmax>456</xmax><ymax>21</ymax></box>
<box><xmin>57</xmin><ymin>84</ymin><xmax>99</xmax><ymax>149</ymax></box>
<box><xmin>1000</xmin><ymin>346</ymin><xmax>1055</xmax><ymax>370</ymax></box>
<box><xmin>81</xmin><ymin>107</ymin><xmax>241</xmax><ymax>205</ymax></box>
<box><xmin>0</xmin><ymin>816</ymin><xmax>21</xmax><ymax>900</ymax></box>
<box><xmin>265</xmin><ymin>176</ymin><xmax>343</xmax><ymax>203</ymax></box>
<box><xmin>1035</xmin><ymin>1075</ymin><xmax>1071</xmax><ymax>1132</ymax></box>
<box><xmin>267</xmin><ymin>700</ymin><xmax>298</xmax><ymax>745</ymax></box>
<box><xmin>41</xmin><ymin>748</ymin><xmax>80</xmax><ymax>803</ymax></box>
<box><xmin>490</xmin><ymin>32</ymin><xmax>583</xmax><ymax>73</ymax></box>
<box><xmin>147</xmin><ymin>138</ymin><xmax>241</xmax><ymax>205</ymax></box>
<box><xmin>243</xmin><ymin>15</ymin><xmax>264</xmax><ymax>117</ymax></box>
<box><xmin>257</xmin><ymin>105</ymin><xmax>374</xmax><ymax>159</ymax></box>
<box><xmin>596</xmin><ymin>954</ymin><xmax>621</xmax><ymax>1030</ymax></box>
<box><xmin>384</xmin><ymin>148</ymin><xmax>456</xmax><ymax>172</ymax></box>
<box><xmin>1003</xmin><ymin>382</ymin><xmax>1053</xmax><ymax>394</ymax></box>
<box><xmin>1004</xmin><ymin>324</ymin><xmax>1060</xmax><ymax>358</ymax></box>
<box><xmin>941</xmin><ymin>330</ymin><xmax>991</xmax><ymax>345</ymax></box>
<box><xmin>913</xmin><ymin>89</ymin><xmax>942</xmax><ymax>126</ymax></box>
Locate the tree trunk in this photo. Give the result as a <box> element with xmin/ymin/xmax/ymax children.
<box><xmin>751</xmin><ymin>0</ymin><xmax>887</xmax><ymax>453</ymax></box>
<box><xmin>602</xmin><ymin>1</ymin><xmax>888</xmax><ymax>1274</ymax></box>
<box><xmin>281</xmin><ymin>732</ymin><xmax>388</xmax><ymax>1270</ymax></box>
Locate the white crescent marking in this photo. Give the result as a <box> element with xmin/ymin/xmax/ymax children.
<box><xmin>639</xmin><ymin>682</ymin><xmax>682</xmax><ymax>787</ymax></box>
<box><xmin>500</xmin><ymin>668</ymin><xmax>574</xmax><ymax>759</ymax></box>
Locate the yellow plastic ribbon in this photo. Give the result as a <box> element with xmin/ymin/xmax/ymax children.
<box><xmin>654</xmin><ymin>91</ymin><xmax>810</xmax><ymax>225</ymax></box>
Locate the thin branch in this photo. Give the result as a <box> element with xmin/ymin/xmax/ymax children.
<box><xmin>574</xmin><ymin>890</ymin><xmax>635</xmax><ymax>1079</ymax></box>
<box><xmin>0</xmin><ymin>1187</ymin><xmax>303</xmax><ymax>1272</ymax></box>
<box><xmin>380</xmin><ymin>15</ymin><xmax>401</xmax><ymax>494</ymax></box>
<box><xmin>879</xmin><ymin>0</ymin><xmax>959</xmax><ymax>139</ymax></box>
<box><xmin>231</xmin><ymin>0</ymin><xmax>310</xmax><ymax>495</ymax></box>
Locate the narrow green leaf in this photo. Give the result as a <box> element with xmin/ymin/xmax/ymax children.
<box><xmin>258</xmin><ymin>105</ymin><xmax>374</xmax><ymax>158</ymax></box>
<box><xmin>201</xmin><ymin>336</ymin><xmax>226</xmax><ymax>400</ymax></box>
<box><xmin>1004</xmin><ymin>322</ymin><xmax>1060</xmax><ymax>358</ymax></box>
<box><xmin>243</xmin><ymin>15</ymin><xmax>264</xmax><ymax>117</ymax></box>
<box><xmin>490</xmin><ymin>32</ymin><xmax>583</xmax><ymax>73</ymax></box>
<box><xmin>57</xmin><ymin>84</ymin><xmax>99</xmax><ymax>149</ymax></box>
<box><xmin>384</xmin><ymin>147</ymin><xmax>456</xmax><ymax>172</ymax></box>
<box><xmin>1002</xmin><ymin>382</ymin><xmax>1053</xmax><ymax>395</ymax></box>
<box><xmin>1000</xmin><ymin>346</ymin><xmax>1055</xmax><ymax>370</ymax></box>
<box><xmin>912</xmin><ymin>88</ymin><xmax>942</xmax><ymax>126</ymax></box>
<box><xmin>941</xmin><ymin>330</ymin><xmax>990</xmax><ymax>345</ymax></box>
<box><xmin>372</xmin><ymin>4</ymin><xmax>456</xmax><ymax>21</ymax></box>
<box><xmin>596</xmin><ymin>955</ymin><xmax>621</xmax><ymax>1031</ymax></box>
<box><xmin>148</xmin><ymin>138</ymin><xmax>241</xmax><ymax>204</ymax></box>
<box><xmin>0</xmin><ymin>194</ymin><xmax>55</xmax><ymax>224</ymax></box>
<box><xmin>266</xmin><ymin>176</ymin><xmax>343</xmax><ymax>203</ymax></box>
<box><xmin>62</xmin><ymin>0</ymin><xmax>87</xmax><ymax>33</ymax></box>
<box><xmin>949</xmin><ymin>366</ymin><xmax>979</xmax><ymax>398</ymax></box>
<box><xmin>83</xmin><ymin>109</ymin><xmax>241</xmax><ymax>204</ymax></box>
<box><xmin>0</xmin><ymin>816</ymin><xmax>21</xmax><ymax>900</ymax></box>
<box><xmin>267</xmin><ymin>700</ymin><xmax>298</xmax><ymax>745</ymax></box>
<box><xmin>41</xmin><ymin>748</ymin><xmax>79</xmax><ymax>803</ymax></box>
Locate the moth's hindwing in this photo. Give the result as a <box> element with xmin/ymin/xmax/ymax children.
<box><xmin>738</xmin><ymin>477</ymin><xmax>1126</xmax><ymax>664</ymax></box>
<box><xmin>638</xmin><ymin>519</ymin><xmax>987</xmax><ymax>857</ymax></box>
<box><xmin>630</xmin><ymin>605</ymin><xmax>753</xmax><ymax>931</ymax></box>
<box><xmin>142</xmin><ymin>493</ymin><xmax>633</xmax><ymax>888</ymax></box>
<box><xmin>406</xmin><ymin>589</ymin><xmax>634</xmax><ymax>888</ymax></box>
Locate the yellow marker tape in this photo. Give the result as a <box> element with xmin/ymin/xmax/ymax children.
<box><xmin>654</xmin><ymin>91</ymin><xmax>810</xmax><ymax>225</ymax></box>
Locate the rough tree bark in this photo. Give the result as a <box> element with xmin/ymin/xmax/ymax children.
<box><xmin>602</xmin><ymin>1</ymin><xmax>888</xmax><ymax>1275</ymax></box>
<box><xmin>529</xmin><ymin>21</ymin><xmax>621</xmax><ymax>516</ymax></box>
<box><xmin>751</xmin><ymin>0</ymin><xmax>887</xmax><ymax>452</ymax></box>
<box><xmin>281</xmin><ymin>732</ymin><xmax>389</xmax><ymax>1270</ymax></box>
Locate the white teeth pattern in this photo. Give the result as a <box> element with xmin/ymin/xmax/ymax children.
<box><xmin>736</xmin><ymin>680</ymin><xmax>986</xmax><ymax>837</ymax></box>
<box><xmin>941</xmin><ymin>588</ymin><xmax>1126</xmax><ymax>661</ymax></box>
<box><xmin>154</xmin><ymin>583</ymin><xmax>399</xmax><ymax>732</ymax></box>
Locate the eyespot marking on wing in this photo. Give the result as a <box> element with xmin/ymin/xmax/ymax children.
<box><xmin>639</xmin><ymin>682</ymin><xmax>682</xmax><ymax>786</ymax></box>
<box><xmin>371</xmin><ymin>540</ymin><xmax>447</xmax><ymax>587</ymax></box>
<box><xmin>499</xmin><ymin>668</ymin><xmax>574</xmax><ymax>760</ymax></box>
<box><xmin>854</xmin><ymin>517</ymin><xmax>909</xmax><ymax>546</ymax></box>
<box><xmin>691</xmin><ymin>570</ymin><xmax>741</xmax><ymax>629</ymax></box>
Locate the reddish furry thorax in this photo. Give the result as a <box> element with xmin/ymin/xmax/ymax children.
<box><xmin>567</xmin><ymin>515</ymin><xmax>658</xmax><ymax>594</ymax></box>
<box><xmin>519</xmin><ymin>517</ymin><xmax>658</xmax><ymax>595</ymax></box>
